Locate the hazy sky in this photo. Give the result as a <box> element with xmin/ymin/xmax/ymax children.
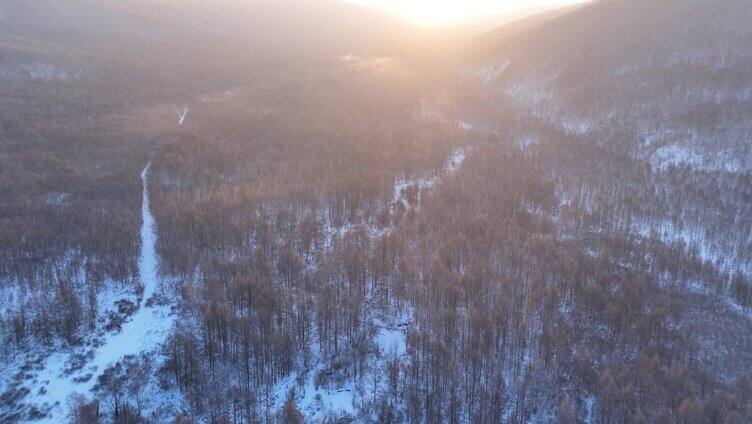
<box><xmin>344</xmin><ymin>0</ymin><xmax>589</xmax><ymax>26</ymax></box>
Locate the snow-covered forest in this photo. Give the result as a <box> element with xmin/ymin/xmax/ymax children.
<box><xmin>1</xmin><ymin>0</ymin><xmax>752</xmax><ymax>422</ymax></box>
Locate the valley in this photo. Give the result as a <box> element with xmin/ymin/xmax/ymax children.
<box><xmin>1</xmin><ymin>0</ymin><xmax>752</xmax><ymax>422</ymax></box>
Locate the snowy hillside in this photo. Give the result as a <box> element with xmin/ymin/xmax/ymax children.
<box><xmin>465</xmin><ymin>0</ymin><xmax>752</xmax><ymax>309</ymax></box>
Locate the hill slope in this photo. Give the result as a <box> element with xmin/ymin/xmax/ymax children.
<box><xmin>460</xmin><ymin>0</ymin><xmax>752</xmax><ymax>396</ymax></box>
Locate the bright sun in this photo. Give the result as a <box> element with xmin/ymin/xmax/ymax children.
<box><xmin>345</xmin><ymin>0</ymin><xmax>587</xmax><ymax>27</ymax></box>
<box><xmin>384</xmin><ymin>0</ymin><xmax>497</xmax><ymax>26</ymax></box>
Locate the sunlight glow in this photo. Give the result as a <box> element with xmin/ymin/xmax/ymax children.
<box><xmin>344</xmin><ymin>0</ymin><xmax>589</xmax><ymax>26</ymax></box>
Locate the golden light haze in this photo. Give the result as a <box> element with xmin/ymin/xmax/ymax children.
<box><xmin>344</xmin><ymin>0</ymin><xmax>590</xmax><ymax>26</ymax></box>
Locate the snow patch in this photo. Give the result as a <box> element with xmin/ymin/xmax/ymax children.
<box><xmin>341</xmin><ymin>54</ymin><xmax>404</xmax><ymax>75</ymax></box>
<box><xmin>474</xmin><ymin>60</ymin><xmax>510</xmax><ymax>83</ymax></box>
<box><xmin>390</xmin><ymin>148</ymin><xmax>466</xmax><ymax>217</ymax></box>
<box><xmin>457</xmin><ymin>120</ymin><xmax>475</xmax><ymax>131</ymax></box>
<box><xmin>447</xmin><ymin>149</ymin><xmax>466</xmax><ymax>173</ymax></box>
<box><xmin>324</xmin><ymin>148</ymin><xmax>468</xmax><ymax>248</ymax></box>
<box><xmin>269</xmin><ymin>317</ymin><xmax>410</xmax><ymax>421</ymax></box>
<box><xmin>375</xmin><ymin>326</ymin><xmax>406</xmax><ymax>358</ymax></box>
<box><xmin>0</xmin><ymin>64</ymin><xmax>83</xmax><ymax>82</ymax></box>
<box><xmin>584</xmin><ymin>395</ymin><xmax>596</xmax><ymax>424</ymax></box>
<box><xmin>562</xmin><ymin>118</ymin><xmax>592</xmax><ymax>135</ymax></box>
<box><xmin>41</xmin><ymin>192</ymin><xmax>71</xmax><ymax>206</ymax></box>
<box><xmin>652</xmin><ymin>144</ymin><xmax>705</xmax><ymax>171</ymax></box>
<box><xmin>177</xmin><ymin>108</ymin><xmax>189</xmax><ymax>125</ymax></box>
<box><xmin>272</xmin><ymin>362</ymin><xmax>356</xmax><ymax>422</ymax></box>
<box><xmin>518</xmin><ymin>134</ymin><xmax>539</xmax><ymax>148</ymax></box>
<box><xmin>635</xmin><ymin>219</ymin><xmax>751</xmax><ymax>283</ymax></box>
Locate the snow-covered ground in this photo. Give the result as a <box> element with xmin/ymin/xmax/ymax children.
<box><xmin>584</xmin><ymin>395</ymin><xmax>596</xmax><ymax>424</ymax></box>
<box><xmin>178</xmin><ymin>108</ymin><xmax>189</xmax><ymax>125</ymax></box>
<box><xmin>270</xmin><ymin>348</ymin><xmax>357</xmax><ymax>421</ymax></box>
<box><xmin>467</xmin><ymin>60</ymin><xmax>511</xmax><ymax>84</ymax></box>
<box><xmin>447</xmin><ymin>149</ymin><xmax>466</xmax><ymax>173</ymax></box>
<box><xmin>4</xmin><ymin>163</ymin><xmax>178</xmax><ymax>422</ymax></box>
<box><xmin>649</xmin><ymin>140</ymin><xmax>746</xmax><ymax>173</ymax></box>
<box><xmin>0</xmin><ymin>63</ymin><xmax>83</xmax><ymax>82</ymax></box>
<box><xmin>635</xmin><ymin>219</ymin><xmax>751</xmax><ymax>280</ymax></box>
<box><xmin>320</xmin><ymin>147</ymin><xmax>468</xmax><ymax>251</ymax></box>
<box><xmin>391</xmin><ymin>148</ymin><xmax>466</xmax><ymax>214</ymax></box>
<box><xmin>272</xmin><ymin>149</ymin><xmax>467</xmax><ymax>420</ymax></box>
<box><xmin>268</xmin><ymin>313</ymin><xmax>411</xmax><ymax>421</ymax></box>
<box><xmin>649</xmin><ymin>137</ymin><xmax>712</xmax><ymax>172</ymax></box>
<box><xmin>633</xmin><ymin>218</ymin><xmax>752</xmax><ymax>320</ymax></box>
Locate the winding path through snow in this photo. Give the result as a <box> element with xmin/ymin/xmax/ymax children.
<box><xmin>22</xmin><ymin>163</ymin><xmax>175</xmax><ymax>422</ymax></box>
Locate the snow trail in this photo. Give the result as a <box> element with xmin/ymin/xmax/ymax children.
<box><xmin>178</xmin><ymin>108</ymin><xmax>189</xmax><ymax>125</ymax></box>
<box><xmin>139</xmin><ymin>162</ymin><xmax>158</xmax><ymax>300</ymax></box>
<box><xmin>20</xmin><ymin>163</ymin><xmax>174</xmax><ymax>422</ymax></box>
